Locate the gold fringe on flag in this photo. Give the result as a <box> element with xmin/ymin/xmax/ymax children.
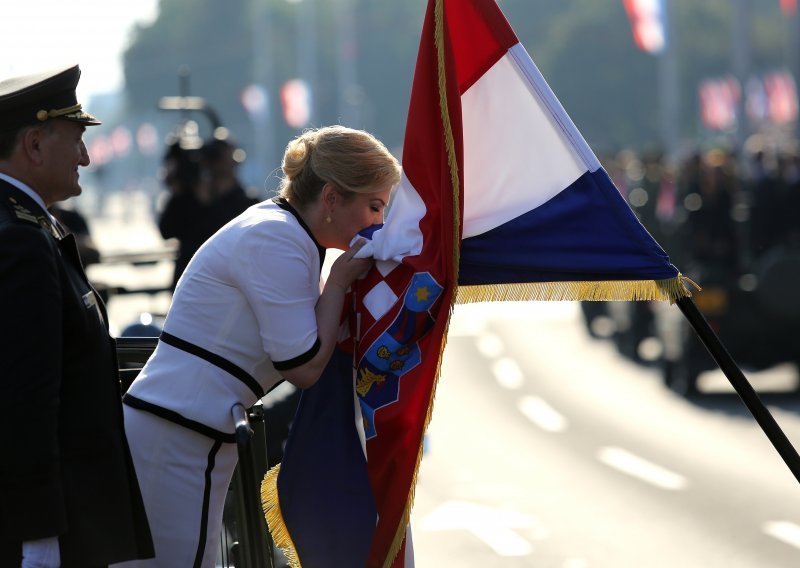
<box><xmin>383</xmin><ymin>0</ymin><xmax>697</xmax><ymax>562</ymax></box>
<box><xmin>261</xmin><ymin>464</ymin><xmax>302</xmax><ymax>568</ymax></box>
<box><xmin>382</xmin><ymin>301</ymin><xmax>456</xmax><ymax>568</ymax></box>
<box><xmin>434</xmin><ymin>0</ymin><xmax>462</xmax><ymax>273</ymax></box>
<box><xmin>455</xmin><ymin>275</ymin><xmax>694</xmax><ymax>305</ymax></box>
<box><xmin>384</xmin><ymin>0</ymin><xmax>464</xmax><ymax>566</ymax></box>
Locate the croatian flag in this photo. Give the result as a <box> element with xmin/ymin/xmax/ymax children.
<box><xmin>622</xmin><ymin>0</ymin><xmax>667</xmax><ymax>55</ymax></box>
<box><xmin>262</xmin><ymin>1</ymin><xmax>688</xmax><ymax>567</ymax></box>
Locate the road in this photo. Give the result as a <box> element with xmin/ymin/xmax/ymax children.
<box><xmin>86</xmin><ymin>191</ymin><xmax>800</xmax><ymax>567</ymax></box>
<box><xmin>411</xmin><ymin>301</ymin><xmax>800</xmax><ymax>567</ymax></box>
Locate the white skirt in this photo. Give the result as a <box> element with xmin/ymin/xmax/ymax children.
<box><xmin>113</xmin><ymin>405</ymin><xmax>238</xmax><ymax>568</ymax></box>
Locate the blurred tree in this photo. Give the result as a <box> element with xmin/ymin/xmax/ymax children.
<box><xmin>121</xmin><ymin>0</ymin><xmax>789</xmax><ymax>180</ymax></box>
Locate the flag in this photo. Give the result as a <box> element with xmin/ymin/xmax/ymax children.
<box><xmin>622</xmin><ymin>0</ymin><xmax>667</xmax><ymax>54</ymax></box>
<box><xmin>699</xmin><ymin>76</ymin><xmax>741</xmax><ymax>131</ymax></box>
<box><xmin>764</xmin><ymin>70</ymin><xmax>799</xmax><ymax>125</ymax></box>
<box><xmin>262</xmin><ymin>1</ymin><xmax>689</xmax><ymax>567</ymax></box>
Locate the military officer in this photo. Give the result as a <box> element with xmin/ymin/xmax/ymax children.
<box><xmin>0</xmin><ymin>65</ymin><xmax>153</xmax><ymax>567</ymax></box>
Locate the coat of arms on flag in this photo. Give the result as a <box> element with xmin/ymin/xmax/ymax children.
<box><xmin>262</xmin><ymin>1</ymin><xmax>690</xmax><ymax>566</ymax></box>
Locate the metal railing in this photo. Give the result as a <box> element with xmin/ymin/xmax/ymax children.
<box><xmin>116</xmin><ymin>336</ymin><xmax>275</xmax><ymax>567</ymax></box>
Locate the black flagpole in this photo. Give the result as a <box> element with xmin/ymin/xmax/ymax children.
<box><xmin>676</xmin><ymin>296</ymin><xmax>800</xmax><ymax>484</ymax></box>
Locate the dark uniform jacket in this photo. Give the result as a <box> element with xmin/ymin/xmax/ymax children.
<box><xmin>0</xmin><ymin>181</ymin><xmax>153</xmax><ymax>566</ymax></box>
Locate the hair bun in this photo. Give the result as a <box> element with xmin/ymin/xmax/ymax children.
<box><xmin>282</xmin><ymin>135</ymin><xmax>315</xmax><ymax>180</ymax></box>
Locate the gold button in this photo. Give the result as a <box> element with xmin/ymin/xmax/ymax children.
<box><xmin>36</xmin><ymin>110</ymin><xmax>48</xmax><ymax>121</ymax></box>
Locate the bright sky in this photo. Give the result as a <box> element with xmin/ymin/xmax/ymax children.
<box><xmin>0</xmin><ymin>0</ymin><xmax>159</xmax><ymax>101</ymax></box>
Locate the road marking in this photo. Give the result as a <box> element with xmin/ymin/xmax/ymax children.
<box><xmin>421</xmin><ymin>500</ymin><xmax>541</xmax><ymax>556</ymax></box>
<box><xmin>477</xmin><ymin>332</ymin><xmax>504</xmax><ymax>358</ymax></box>
<box><xmin>491</xmin><ymin>357</ymin><xmax>524</xmax><ymax>389</ymax></box>
<box><xmin>597</xmin><ymin>446</ymin><xmax>688</xmax><ymax>490</ymax></box>
<box><xmin>518</xmin><ymin>396</ymin><xmax>567</xmax><ymax>432</ymax></box>
<box><xmin>764</xmin><ymin>521</ymin><xmax>800</xmax><ymax>549</ymax></box>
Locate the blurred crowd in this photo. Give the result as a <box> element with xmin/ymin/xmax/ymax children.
<box><xmin>602</xmin><ymin>138</ymin><xmax>800</xmax><ymax>281</ymax></box>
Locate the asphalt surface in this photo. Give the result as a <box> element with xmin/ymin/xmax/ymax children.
<box><xmin>411</xmin><ymin>301</ymin><xmax>800</xmax><ymax>567</ymax></box>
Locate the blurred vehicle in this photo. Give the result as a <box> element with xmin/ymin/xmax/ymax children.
<box><xmin>654</xmin><ymin>146</ymin><xmax>800</xmax><ymax>395</ymax></box>
<box><xmin>583</xmin><ymin>146</ymin><xmax>800</xmax><ymax>396</ymax></box>
<box><xmin>581</xmin><ymin>300</ymin><xmax>661</xmax><ymax>366</ymax></box>
<box><xmin>656</xmin><ymin>250</ymin><xmax>800</xmax><ymax>395</ymax></box>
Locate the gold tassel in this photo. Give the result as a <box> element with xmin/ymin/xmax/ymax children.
<box><xmin>455</xmin><ymin>275</ymin><xmax>694</xmax><ymax>305</ymax></box>
<box><xmin>434</xmin><ymin>0</ymin><xmax>462</xmax><ymax>275</ymax></box>
<box><xmin>261</xmin><ymin>464</ymin><xmax>302</xmax><ymax>567</ymax></box>
<box><xmin>382</xmin><ymin>0</ymin><xmax>464</xmax><ymax>565</ymax></box>
<box><xmin>382</xmin><ymin>299</ymin><xmax>456</xmax><ymax>568</ymax></box>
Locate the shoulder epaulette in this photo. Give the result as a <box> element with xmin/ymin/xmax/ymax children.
<box><xmin>4</xmin><ymin>196</ymin><xmax>39</xmax><ymax>225</ymax></box>
<box><xmin>2</xmin><ymin>196</ymin><xmax>60</xmax><ymax>238</ymax></box>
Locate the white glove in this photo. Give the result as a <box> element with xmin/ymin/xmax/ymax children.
<box><xmin>22</xmin><ymin>536</ymin><xmax>60</xmax><ymax>568</ymax></box>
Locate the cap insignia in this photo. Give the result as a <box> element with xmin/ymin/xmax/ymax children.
<box><xmin>36</xmin><ymin>103</ymin><xmax>83</xmax><ymax>122</ymax></box>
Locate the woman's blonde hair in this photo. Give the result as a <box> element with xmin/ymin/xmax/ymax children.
<box><xmin>279</xmin><ymin>125</ymin><xmax>401</xmax><ymax>206</ymax></box>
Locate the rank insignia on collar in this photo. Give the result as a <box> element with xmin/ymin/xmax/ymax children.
<box><xmin>37</xmin><ymin>216</ymin><xmax>61</xmax><ymax>239</ymax></box>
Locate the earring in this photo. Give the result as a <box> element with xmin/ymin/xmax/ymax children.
<box><xmin>325</xmin><ymin>214</ymin><xmax>332</xmax><ymax>224</ymax></box>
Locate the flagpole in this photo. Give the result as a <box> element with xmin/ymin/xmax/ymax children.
<box><xmin>675</xmin><ymin>296</ymin><xmax>800</xmax><ymax>483</ymax></box>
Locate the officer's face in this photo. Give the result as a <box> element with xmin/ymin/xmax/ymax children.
<box><xmin>38</xmin><ymin>120</ymin><xmax>90</xmax><ymax>204</ymax></box>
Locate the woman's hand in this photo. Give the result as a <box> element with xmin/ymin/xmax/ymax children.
<box><xmin>282</xmin><ymin>239</ymin><xmax>373</xmax><ymax>389</ymax></box>
<box><xmin>326</xmin><ymin>239</ymin><xmax>373</xmax><ymax>291</ymax></box>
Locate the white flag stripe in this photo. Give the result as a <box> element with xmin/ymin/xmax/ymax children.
<box><xmin>508</xmin><ymin>44</ymin><xmax>600</xmax><ymax>172</ymax></box>
<box><xmin>357</xmin><ymin>170</ymin><xmax>425</xmax><ymax>263</ymax></box>
<box><xmin>462</xmin><ymin>49</ymin><xmax>587</xmax><ymax>239</ymax></box>
<box><xmin>597</xmin><ymin>446</ymin><xmax>688</xmax><ymax>490</ymax></box>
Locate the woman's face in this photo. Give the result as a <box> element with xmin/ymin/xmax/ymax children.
<box><xmin>328</xmin><ymin>184</ymin><xmax>392</xmax><ymax>250</ymax></box>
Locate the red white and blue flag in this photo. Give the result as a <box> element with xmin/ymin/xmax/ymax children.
<box><xmin>699</xmin><ymin>76</ymin><xmax>741</xmax><ymax>131</ymax></box>
<box><xmin>764</xmin><ymin>70</ymin><xmax>799</xmax><ymax>125</ymax></box>
<box><xmin>623</xmin><ymin>0</ymin><xmax>667</xmax><ymax>54</ymax></box>
<box><xmin>262</xmin><ymin>1</ymin><xmax>688</xmax><ymax>567</ymax></box>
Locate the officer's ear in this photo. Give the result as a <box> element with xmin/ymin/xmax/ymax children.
<box><xmin>19</xmin><ymin>124</ymin><xmax>48</xmax><ymax>165</ymax></box>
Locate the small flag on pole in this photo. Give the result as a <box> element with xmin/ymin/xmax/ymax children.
<box><xmin>764</xmin><ymin>70</ymin><xmax>799</xmax><ymax>125</ymax></box>
<box><xmin>622</xmin><ymin>0</ymin><xmax>667</xmax><ymax>54</ymax></box>
<box><xmin>699</xmin><ymin>76</ymin><xmax>741</xmax><ymax>131</ymax></box>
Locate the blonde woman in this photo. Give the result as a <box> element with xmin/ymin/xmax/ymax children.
<box><xmin>117</xmin><ymin>126</ymin><xmax>401</xmax><ymax>567</ymax></box>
